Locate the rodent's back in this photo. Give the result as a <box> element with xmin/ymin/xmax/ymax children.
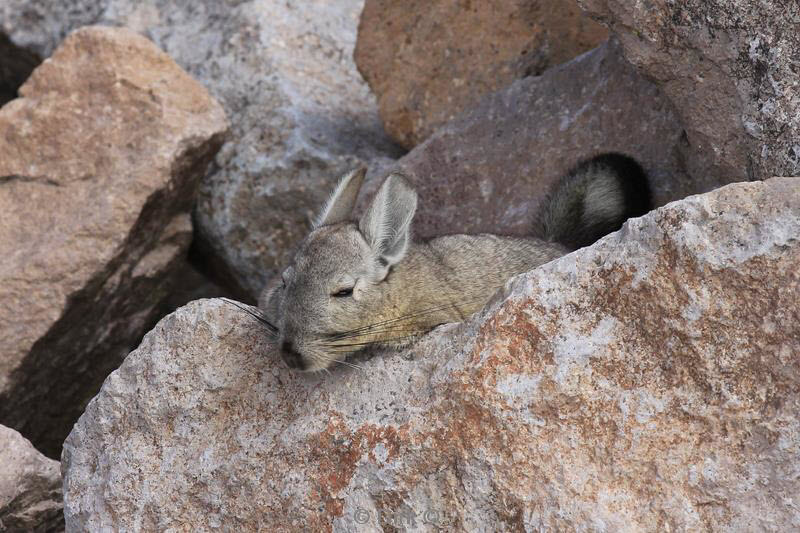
<box><xmin>381</xmin><ymin>235</ymin><xmax>568</xmax><ymax>336</ymax></box>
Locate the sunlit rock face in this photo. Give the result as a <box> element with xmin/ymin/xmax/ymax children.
<box><xmin>64</xmin><ymin>178</ymin><xmax>799</xmax><ymax>531</ymax></box>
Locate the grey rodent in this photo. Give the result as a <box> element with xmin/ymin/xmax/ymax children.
<box><xmin>246</xmin><ymin>153</ymin><xmax>651</xmax><ymax>372</ymax></box>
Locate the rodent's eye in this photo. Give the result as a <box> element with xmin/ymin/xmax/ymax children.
<box><xmin>331</xmin><ymin>287</ymin><xmax>354</xmax><ymax>298</ymax></box>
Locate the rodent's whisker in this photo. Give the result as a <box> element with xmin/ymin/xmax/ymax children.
<box><xmin>319</xmin><ymin>334</ymin><xmax>421</xmax><ymax>349</ymax></box>
<box><xmin>328</xmin><ymin>358</ymin><xmax>365</xmax><ymax>370</ymax></box>
<box><xmin>302</xmin><ymin>348</ymin><xmax>365</xmax><ymax>371</ymax></box>
<box><xmin>221</xmin><ymin>298</ymin><xmax>278</xmax><ymax>335</ymax></box>
<box><xmin>320</xmin><ymin>326</ymin><xmax>422</xmax><ymax>344</ymax></box>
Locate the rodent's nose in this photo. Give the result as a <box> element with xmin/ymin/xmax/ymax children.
<box><xmin>281</xmin><ymin>340</ymin><xmax>305</xmax><ymax>370</ymax></box>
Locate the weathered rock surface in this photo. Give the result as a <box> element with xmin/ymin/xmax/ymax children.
<box><xmin>1</xmin><ymin>0</ymin><xmax>402</xmax><ymax>300</ymax></box>
<box><xmin>370</xmin><ymin>41</ymin><xmax>703</xmax><ymax>242</ymax></box>
<box><xmin>0</xmin><ymin>26</ymin><xmax>228</xmax><ymax>457</ymax></box>
<box><xmin>579</xmin><ymin>0</ymin><xmax>800</xmax><ymax>186</ymax></box>
<box><xmin>0</xmin><ymin>425</ymin><xmax>63</xmax><ymax>532</ymax></box>
<box><xmin>63</xmin><ymin>178</ymin><xmax>800</xmax><ymax>531</ymax></box>
<box><xmin>355</xmin><ymin>0</ymin><xmax>608</xmax><ymax>148</ymax></box>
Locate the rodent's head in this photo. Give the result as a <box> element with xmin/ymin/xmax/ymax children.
<box><xmin>261</xmin><ymin>168</ymin><xmax>418</xmax><ymax>372</ymax></box>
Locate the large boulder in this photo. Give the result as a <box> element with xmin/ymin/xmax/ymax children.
<box><xmin>578</xmin><ymin>0</ymin><xmax>800</xmax><ymax>184</ymax></box>
<box><xmin>371</xmin><ymin>40</ymin><xmax>704</xmax><ymax>242</ymax></box>
<box><xmin>63</xmin><ymin>177</ymin><xmax>800</xmax><ymax>531</ymax></box>
<box><xmin>0</xmin><ymin>0</ymin><xmax>402</xmax><ymax>300</ymax></box>
<box><xmin>0</xmin><ymin>26</ymin><xmax>228</xmax><ymax>457</ymax></box>
<box><xmin>355</xmin><ymin>0</ymin><xmax>609</xmax><ymax>148</ymax></box>
<box><xmin>0</xmin><ymin>425</ymin><xmax>63</xmax><ymax>532</ymax></box>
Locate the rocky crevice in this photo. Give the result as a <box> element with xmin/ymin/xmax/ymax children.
<box><xmin>0</xmin><ymin>33</ymin><xmax>40</xmax><ymax>106</ymax></box>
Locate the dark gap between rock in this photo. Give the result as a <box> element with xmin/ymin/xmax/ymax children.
<box><xmin>0</xmin><ymin>33</ymin><xmax>41</xmax><ymax>106</ymax></box>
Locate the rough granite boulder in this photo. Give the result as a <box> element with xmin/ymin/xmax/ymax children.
<box><xmin>0</xmin><ymin>0</ymin><xmax>402</xmax><ymax>300</ymax></box>
<box><xmin>63</xmin><ymin>178</ymin><xmax>799</xmax><ymax>531</ymax></box>
<box><xmin>579</xmin><ymin>0</ymin><xmax>800</xmax><ymax>185</ymax></box>
<box><xmin>367</xmin><ymin>40</ymin><xmax>706</xmax><ymax>243</ymax></box>
<box><xmin>0</xmin><ymin>425</ymin><xmax>63</xmax><ymax>532</ymax></box>
<box><xmin>0</xmin><ymin>26</ymin><xmax>228</xmax><ymax>457</ymax></box>
<box><xmin>355</xmin><ymin>0</ymin><xmax>609</xmax><ymax>148</ymax></box>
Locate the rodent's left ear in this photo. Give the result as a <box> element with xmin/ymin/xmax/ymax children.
<box><xmin>359</xmin><ymin>173</ymin><xmax>418</xmax><ymax>268</ymax></box>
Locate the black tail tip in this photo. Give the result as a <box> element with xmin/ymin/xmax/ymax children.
<box><xmin>585</xmin><ymin>152</ymin><xmax>652</xmax><ymax>218</ymax></box>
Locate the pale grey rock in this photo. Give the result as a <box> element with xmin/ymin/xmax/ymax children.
<box><xmin>0</xmin><ymin>425</ymin><xmax>63</xmax><ymax>532</ymax></box>
<box><xmin>0</xmin><ymin>0</ymin><xmax>402</xmax><ymax>300</ymax></box>
<box><xmin>0</xmin><ymin>26</ymin><xmax>228</xmax><ymax>457</ymax></box>
<box><xmin>579</xmin><ymin>0</ymin><xmax>800</xmax><ymax>185</ymax></box>
<box><xmin>63</xmin><ymin>178</ymin><xmax>800</xmax><ymax>531</ymax></box>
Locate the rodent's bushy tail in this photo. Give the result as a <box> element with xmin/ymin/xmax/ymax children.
<box><xmin>536</xmin><ymin>153</ymin><xmax>652</xmax><ymax>250</ymax></box>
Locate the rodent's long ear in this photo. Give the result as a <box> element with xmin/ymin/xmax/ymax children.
<box><xmin>359</xmin><ymin>173</ymin><xmax>418</xmax><ymax>269</ymax></box>
<box><xmin>314</xmin><ymin>167</ymin><xmax>367</xmax><ymax>228</ymax></box>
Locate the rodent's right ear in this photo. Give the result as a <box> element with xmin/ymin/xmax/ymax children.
<box><xmin>359</xmin><ymin>173</ymin><xmax>417</xmax><ymax>269</ymax></box>
<box><xmin>314</xmin><ymin>167</ymin><xmax>367</xmax><ymax>228</ymax></box>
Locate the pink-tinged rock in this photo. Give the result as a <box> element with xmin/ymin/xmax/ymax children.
<box><xmin>0</xmin><ymin>425</ymin><xmax>63</xmax><ymax>532</ymax></box>
<box><xmin>370</xmin><ymin>41</ymin><xmax>710</xmax><ymax>243</ymax></box>
<box><xmin>0</xmin><ymin>26</ymin><xmax>228</xmax><ymax>457</ymax></box>
<box><xmin>63</xmin><ymin>178</ymin><xmax>799</xmax><ymax>531</ymax></box>
<box><xmin>355</xmin><ymin>0</ymin><xmax>609</xmax><ymax>148</ymax></box>
<box><xmin>578</xmin><ymin>0</ymin><xmax>800</xmax><ymax>183</ymax></box>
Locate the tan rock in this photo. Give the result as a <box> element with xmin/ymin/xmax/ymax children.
<box><xmin>0</xmin><ymin>26</ymin><xmax>228</xmax><ymax>457</ymax></box>
<box><xmin>0</xmin><ymin>425</ymin><xmax>63</xmax><ymax>532</ymax></box>
<box><xmin>63</xmin><ymin>178</ymin><xmax>800</xmax><ymax>531</ymax></box>
<box><xmin>1</xmin><ymin>0</ymin><xmax>403</xmax><ymax>300</ymax></box>
<box><xmin>355</xmin><ymin>0</ymin><xmax>609</xmax><ymax>148</ymax></box>
<box><xmin>578</xmin><ymin>0</ymin><xmax>800</xmax><ymax>184</ymax></box>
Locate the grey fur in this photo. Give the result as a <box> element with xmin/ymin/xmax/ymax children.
<box><xmin>260</xmin><ymin>156</ymin><xmax>648</xmax><ymax>371</ymax></box>
<box><xmin>535</xmin><ymin>153</ymin><xmax>651</xmax><ymax>249</ymax></box>
<box><xmin>314</xmin><ymin>167</ymin><xmax>367</xmax><ymax>228</ymax></box>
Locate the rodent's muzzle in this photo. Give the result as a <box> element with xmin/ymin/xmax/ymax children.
<box><xmin>280</xmin><ymin>340</ymin><xmax>305</xmax><ymax>370</ymax></box>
